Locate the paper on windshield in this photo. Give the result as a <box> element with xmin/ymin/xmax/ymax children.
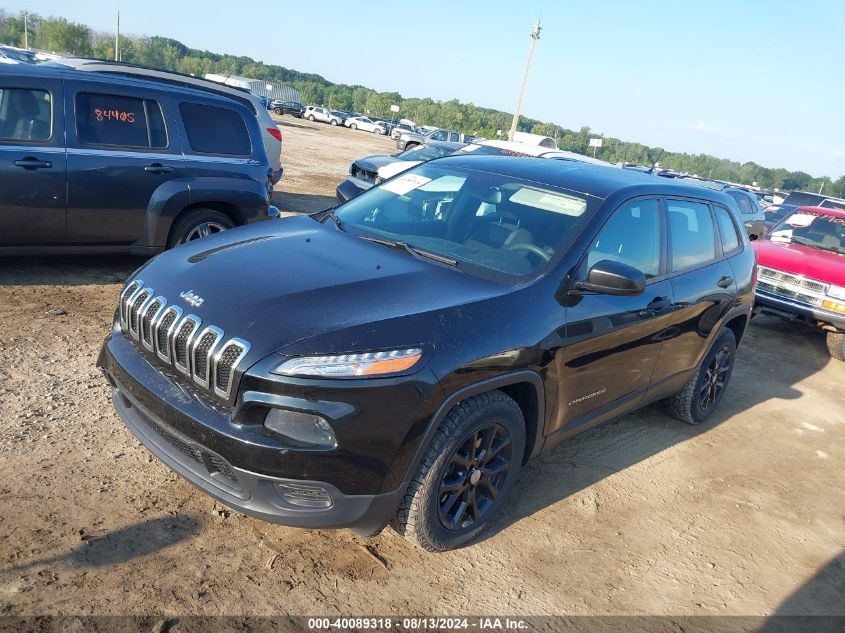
<box><xmin>380</xmin><ymin>174</ymin><xmax>432</xmax><ymax>195</ymax></box>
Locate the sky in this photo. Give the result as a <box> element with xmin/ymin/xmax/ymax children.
<box><xmin>8</xmin><ymin>0</ymin><xmax>845</xmax><ymax>179</ymax></box>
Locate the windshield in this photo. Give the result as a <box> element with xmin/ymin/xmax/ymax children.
<box><xmin>396</xmin><ymin>144</ymin><xmax>455</xmax><ymax>162</ymax></box>
<box><xmin>333</xmin><ymin>163</ymin><xmax>595</xmax><ymax>279</ymax></box>
<box><xmin>768</xmin><ymin>209</ymin><xmax>845</xmax><ymax>255</ymax></box>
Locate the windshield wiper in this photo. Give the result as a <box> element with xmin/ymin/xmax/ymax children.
<box><xmin>314</xmin><ymin>206</ymin><xmax>344</xmax><ymax>231</ymax></box>
<box><xmin>360</xmin><ymin>235</ymin><xmax>458</xmax><ymax>267</ymax></box>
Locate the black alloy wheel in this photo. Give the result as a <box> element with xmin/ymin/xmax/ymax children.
<box><xmin>437</xmin><ymin>423</ymin><xmax>512</xmax><ymax>531</ymax></box>
<box><xmin>698</xmin><ymin>344</ymin><xmax>732</xmax><ymax>411</ymax></box>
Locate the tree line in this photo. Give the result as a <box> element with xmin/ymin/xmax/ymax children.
<box><xmin>2</xmin><ymin>9</ymin><xmax>843</xmax><ymax>197</ymax></box>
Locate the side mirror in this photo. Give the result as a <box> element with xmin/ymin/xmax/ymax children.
<box><xmin>576</xmin><ymin>260</ymin><xmax>646</xmax><ymax>296</ymax></box>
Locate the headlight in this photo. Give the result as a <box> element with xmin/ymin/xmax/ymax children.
<box><xmin>374</xmin><ymin>175</ymin><xmax>385</xmax><ymax>185</ymax></box>
<box><xmin>264</xmin><ymin>409</ymin><xmax>337</xmax><ymax>449</ymax></box>
<box><xmin>828</xmin><ymin>285</ymin><xmax>845</xmax><ymax>301</ymax></box>
<box><xmin>273</xmin><ymin>348</ymin><xmax>423</xmax><ymax>378</ymax></box>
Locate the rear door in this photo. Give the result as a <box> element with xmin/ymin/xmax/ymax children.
<box><xmin>65</xmin><ymin>82</ymin><xmax>185</xmax><ymax>244</ymax></box>
<box><xmin>650</xmin><ymin>198</ymin><xmax>736</xmax><ymax>384</ymax></box>
<box><xmin>0</xmin><ymin>76</ymin><xmax>66</xmax><ymax>244</ymax></box>
<box><xmin>553</xmin><ymin>197</ymin><xmax>674</xmax><ymax>433</ymax></box>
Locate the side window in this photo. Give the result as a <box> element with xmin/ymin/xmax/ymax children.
<box><xmin>667</xmin><ymin>200</ymin><xmax>717</xmax><ymax>271</ymax></box>
<box><xmin>729</xmin><ymin>191</ymin><xmax>754</xmax><ymax>215</ymax></box>
<box><xmin>586</xmin><ymin>198</ymin><xmax>661</xmax><ymax>278</ymax></box>
<box><xmin>449</xmin><ymin>132</ymin><xmax>460</xmax><ymax>142</ymax></box>
<box><xmin>0</xmin><ymin>87</ymin><xmax>52</xmax><ymax>142</ymax></box>
<box><xmin>714</xmin><ymin>206</ymin><xmax>741</xmax><ymax>253</ymax></box>
<box><xmin>76</xmin><ymin>92</ymin><xmax>167</xmax><ymax>148</ymax></box>
<box><xmin>430</xmin><ymin>130</ymin><xmax>447</xmax><ymax>141</ymax></box>
<box><xmin>179</xmin><ymin>102</ymin><xmax>251</xmax><ymax>155</ymax></box>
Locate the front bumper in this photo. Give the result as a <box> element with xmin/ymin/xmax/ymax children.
<box><xmin>97</xmin><ymin>334</ymin><xmax>419</xmax><ymax>535</ymax></box>
<box><xmin>335</xmin><ymin>177</ymin><xmax>369</xmax><ymax>203</ymax></box>
<box><xmin>754</xmin><ymin>288</ymin><xmax>845</xmax><ymax>330</ymax></box>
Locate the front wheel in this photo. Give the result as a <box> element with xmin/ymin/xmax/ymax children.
<box><xmin>307</xmin><ymin>115</ymin><xmax>315</xmax><ymax>121</ymax></box>
<box><xmin>274</xmin><ymin>107</ymin><xmax>283</xmax><ymax>115</ymax></box>
<box><xmin>391</xmin><ymin>390</ymin><xmax>525</xmax><ymax>551</ymax></box>
<box><xmin>827</xmin><ymin>331</ymin><xmax>845</xmax><ymax>361</ymax></box>
<box><xmin>372</xmin><ymin>128</ymin><xmax>380</xmax><ymax>134</ymax></box>
<box><xmin>664</xmin><ymin>327</ymin><xmax>737</xmax><ymax>424</ymax></box>
<box><xmin>330</xmin><ymin>119</ymin><xmax>338</xmax><ymax>126</ymax></box>
<box><xmin>350</xmin><ymin>123</ymin><xmax>357</xmax><ymax>130</ymax></box>
<box><xmin>167</xmin><ymin>208</ymin><xmax>234</xmax><ymax>249</ymax></box>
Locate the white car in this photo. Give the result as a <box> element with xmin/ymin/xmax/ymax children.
<box><xmin>459</xmin><ymin>139</ymin><xmax>618</xmax><ymax>167</ymax></box>
<box><xmin>345</xmin><ymin>116</ymin><xmax>387</xmax><ymax>135</ymax></box>
<box><xmin>303</xmin><ymin>106</ymin><xmax>344</xmax><ymax>125</ymax></box>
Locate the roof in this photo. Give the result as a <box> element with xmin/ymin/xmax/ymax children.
<box><xmin>1</xmin><ymin>62</ymin><xmax>250</xmax><ymax>108</ymax></box>
<box><xmin>436</xmin><ymin>155</ymin><xmax>738</xmax><ymax>203</ymax></box>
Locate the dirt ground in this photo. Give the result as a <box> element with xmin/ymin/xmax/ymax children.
<box><xmin>0</xmin><ymin>116</ymin><xmax>843</xmax><ymax>621</ymax></box>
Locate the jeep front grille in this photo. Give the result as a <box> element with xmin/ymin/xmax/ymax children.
<box><xmin>757</xmin><ymin>266</ymin><xmax>829</xmax><ymax>308</ymax></box>
<box><xmin>119</xmin><ymin>279</ymin><xmax>251</xmax><ymax>400</ymax></box>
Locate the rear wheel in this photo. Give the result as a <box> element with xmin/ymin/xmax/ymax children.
<box><xmin>307</xmin><ymin>115</ymin><xmax>315</xmax><ymax>121</ymax></box>
<box><xmin>330</xmin><ymin>119</ymin><xmax>338</xmax><ymax>126</ymax></box>
<box><xmin>350</xmin><ymin>123</ymin><xmax>357</xmax><ymax>130</ymax></box>
<box><xmin>372</xmin><ymin>128</ymin><xmax>380</xmax><ymax>134</ymax></box>
<box><xmin>827</xmin><ymin>332</ymin><xmax>845</xmax><ymax>361</ymax></box>
<box><xmin>665</xmin><ymin>328</ymin><xmax>737</xmax><ymax>425</ymax></box>
<box><xmin>392</xmin><ymin>390</ymin><xmax>525</xmax><ymax>551</ymax></box>
<box><xmin>274</xmin><ymin>107</ymin><xmax>283</xmax><ymax>115</ymax></box>
<box><xmin>167</xmin><ymin>208</ymin><xmax>234</xmax><ymax>249</ymax></box>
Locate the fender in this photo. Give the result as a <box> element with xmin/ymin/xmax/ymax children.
<box><xmin>139</xmin><ymin>179</ymin><xmax>192</xmax><ymax>250</ymax></box>
<box><xmin>397</xmin><ymin>369</ymin><xmax>545</xmax><ymax>491</ymax></box>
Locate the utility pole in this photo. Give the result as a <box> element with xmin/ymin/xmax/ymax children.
<box><xmin>115</xmin><ymin>11</ymin><xmax>120</xmax><ymax>61</ymax></box>
<box><xmin>23</xmin><ymin>10</ymin><xmax>29</xmax><ymax>49</ymax></box>
<box><xmin>508</xmin><ymin>21</ymin><xmax>541</xmax><ymax>141</ymax></box>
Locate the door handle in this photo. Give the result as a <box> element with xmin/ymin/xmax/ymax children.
<box><xmin>14</xmin><ymin>158</ymin><xmax>53</xmax><ymax>170</ymax></box>
<box><xmin>144</xmin><ymin>163</ymin><xmax>173</xmax><ymax>174</ymax></box>
<box><xmin>639</xmin><ymin>296</ymin><xmax>671</xmax><ymax>317</ymax></box>
<box><xmin>717</xmin><ymin>275</ymin><xmax>734</xmax><ymax>289</ymax></box>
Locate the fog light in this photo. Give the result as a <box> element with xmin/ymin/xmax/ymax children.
<box><xmin>275</xmin><ymin>483</ymin><xmax>333</xmax><ymax>509</ymax></box>
<box><xmin>264</xmin><ymin>409</ymin><xmax>337</xmax><ymax>449</ymax></box>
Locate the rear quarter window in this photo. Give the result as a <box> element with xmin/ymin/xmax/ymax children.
<box><xmin>179</xmin><ymin>102</ymin><xmax>251</xmax><ymax>156</ymax></box>
<box><xmin>714</xmin><ymin>205</ymin><xmax>741</xmax><ymax>253</ymax></box>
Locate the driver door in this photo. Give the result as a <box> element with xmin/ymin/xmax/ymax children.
<box><xmin>551</xmin><ymin>197</ymin><xmax>674</xmax><ymax>435</ymax></box>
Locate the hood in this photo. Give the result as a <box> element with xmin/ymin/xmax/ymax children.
<box><xmin>378</xmin><ymin>160</ymin><xmax>421</xmax><ymax>179</ymax></box>
<box><xmin>354</xmin><ymin>154</ymin><xmax>400</xmax><ymax>172</ymax></box>
<box><xmin>128</xmin><ymin>216</ymin><xmax>509</xmax><ymax>365</ymax></box>
<box><xmin>753</xmin><ymin>238</ymin><xmax>845</xmax><ymax>286</ymax></box>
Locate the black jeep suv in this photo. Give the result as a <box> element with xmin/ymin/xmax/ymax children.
<box><xmin>98</xmin><ymin>157</ymin><xmax>755</xmax><ymax>551</ymax></box>
<box><xmin>0</xmin><ymin>63</ymin><xmax>275</xmax><ymax>255</ymax></box>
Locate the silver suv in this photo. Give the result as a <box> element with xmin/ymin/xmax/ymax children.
<box><xmin>303</xmin><ymin>106</ymin><xmax>343</xmax><ymax>126</ymax></box>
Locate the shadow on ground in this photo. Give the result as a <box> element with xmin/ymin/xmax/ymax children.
<box><xmin>485</xmin><ymin>315</ymin><xmax>832</xmax><ymax>542</ymax></box>
<box><xmin>2</xmin><ymin>515</ymin><xmax>201</xmax><ymax>573</ymax></box>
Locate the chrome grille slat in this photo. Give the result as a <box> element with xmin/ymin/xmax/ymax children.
<box><xmin>191</xmin><ymin>326</ymin><xmax>223</xmax><ymax>389</ymax></box>
<box><xmin>213</xmin><ymin>338</ymin><xmax>251</xmax><ymax>399</ymax></box>
<box><xmin>173</xmin><ymin>315</ymin><xmax>201</xmax><ymax>376</ymax></box>
<box><xmin>118</xmin><ymin>280</ymin><xmax>250</xmax><ymax>400</ymax></box>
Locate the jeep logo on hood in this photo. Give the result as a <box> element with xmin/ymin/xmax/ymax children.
<box><xmin>179</xmin><ymin>290</ymin><xmax>205</xmax><ymax>308</ymax></box>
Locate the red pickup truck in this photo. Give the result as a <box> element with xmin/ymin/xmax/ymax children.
<box><xmin>752</xmin><ymin>206</ymin><xmax>845</xmax><ymax>360</ymax></box>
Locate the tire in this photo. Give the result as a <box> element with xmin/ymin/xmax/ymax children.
<box><xmin>405</xmin><ymin>142</ymin><xmax>418</xmax><ymax>150</ymax></box>
<box><xmin>391</xmin><ymin>390</ymin><xmax>525</xmax><ymax>552</ymax></box>
<box><xmin>664</xmin><ymin>328</ymin><xmax>737</xmax><ymax>425</ymax></box>
<box><xmin>350</xmin><ymin>123</ymin><xmax>357</xmax><ymax>130</ymax></box>
<box><xmin>372</xmin><ymin>128</ymin><xmax>380</xmax><ymax>134</ymax></box>
<box><xmin>330</xmin><ymin>119</ymin><xmax>338</xmax><ymax>126</ymax></box>
<box><xmin>274</xmin><ymin>107</ymin><xmax>283</xmax><ymax>115</ymax></box>
<box><xmin>827</xmin><ymin>332</ymin><xmax>845</xmax><ymax>361</ymax></box>
<box><xmin>307</xmin><ymin>115</ymin><xmax>315</xmax><ymax>121</ymax></box>
<box><xmin>167</xmin><ymin>208</ymin><xmax>235</xmax><ymax>249</ymax></box>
